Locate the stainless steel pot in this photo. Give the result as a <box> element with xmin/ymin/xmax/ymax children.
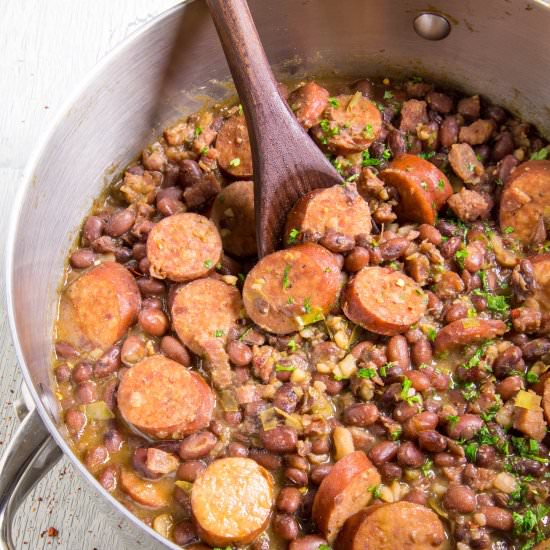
<box><xmin>4</xmin><ymin>0</ymin><xmax>550</xmax><ymax>548</ymax></box>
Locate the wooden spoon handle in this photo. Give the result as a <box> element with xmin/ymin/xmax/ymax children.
<box><xmin>205</xmin><ymin>0</ymin><xmax>289</xmax><ymax>136</ymax></box>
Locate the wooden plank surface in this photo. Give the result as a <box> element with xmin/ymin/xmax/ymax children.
<box><xmin>0</xmin><ymin>2</ymin><xmax>178</xmax><ymax>548</ymax></box>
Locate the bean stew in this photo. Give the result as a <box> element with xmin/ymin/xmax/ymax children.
<box><xmin>53</xmin><ymin>76</ymin><xmax>550</xmax><ymax>550</ymax></box>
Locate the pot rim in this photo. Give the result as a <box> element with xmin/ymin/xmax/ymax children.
<box><xmin>4</xmin><ymin>2</ymin><xmax>190</xmax><ymax>548</ymax></box>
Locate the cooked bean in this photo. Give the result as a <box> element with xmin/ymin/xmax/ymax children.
<box><xmin>311</xmin><ymin>373</ymin><xmax>345</xmax><ymax>396</ymax></box>
<box><xmin>411</xmin><ymin>338</ymin><xmax>432</xmax><ymax>367</ymax></box>
<box><xmin>403</xmin><ymin>411</ymin><xmax>439</xmax><ymax>439</ymax></box>
<box><xmin>55</xmin><ymin>363</ymin><xmax>72</xmax><ymax>383</ymax></box>
<box><xmin>94</xmin><ymin>346</ymin><xmax>121</xmax><ymax>378</ymax></box>
<box><xmin>71</xmin><ymin>361</ymin><xmax>92</xmax><ymax>383</ymax></box>
<box><xmin>379</xmin><ymin>462</ymin><xmax>403</xmax><ymax>482</ymax></box>
<box><xmin>319</xmin><ymin>231</ymin><xmax>355</xmax><ymax>253</ymax></box>
<box><xmin>173</xmin><ymin>520</ymin><xmax>197</xmax><ymax>546</ymax></box>
<box><xmin>492</xmin><ymin>131</ymin><xmax>514</xmax><ymax>162</ymax></box>
<box><xmin>249</xmin><ymin>449</ymin><xmax>282</xmax><ymax>471</ymax></box>
<box><xmin>444</xmin><ymin>484</ymin><xmax>477</xmax><ymax>513</ymax></box>
<box><xmin>55</xmin><ymin>341</ymin><xmax>79</xmax><ymax>359</ymax></box>
<box><xmin>273</xmin><ymin>514</ymin><xmax>299</xmax><ymax>541</ymax></box>
<box><xmin>179</xmin><ymin>159</ymin><xmax>202</xmax><ymax>187</ymax></box>
<box><xmin>84</xmin><ymin>445</ymin><xmax>109</xmax><ymax>472</ymax></box>
<box><xmin>447</xmin><ymin>414</ymin><xmax>483</xmax><ymax>440</ymax></box>
<box><xmin>434</xmin><ymin>452</ymin><xmax>466</xmax><ymax>467</ymax></box>
<box><xmin>260</xmin><ymin>426</ymin><xmax>298</xmax><ymax>454</ymax></box>
<box><xmin>407</xmin><ymin>370</ymin><xmax>430</xmax><ymax>392</ymax></box>
<box><xmin>397</xmin><ymin>441</ymin><xmax>425</xmax><ymax>468</ymax></box>
<box><xmin>521</xmin><ymin>338</ymin><xmax>550</xmax><ymax>360</ymax></box>
<box><xmin>445</xmin><ymin>302</ymin><xmax>468</xmax><ymax>324</ymax></box>
<box><xmin>418</xmin><ymin>430</ymin><xmax>447</xmax><ymax>452</ymax></box>
<box><xmin>177</xmin><ymin>460</ymin><xmax>206</xmax><ymax>482</ymax></box>
<box><xmin>379</xmin><ymin>238</ymin><xmax>410</xmax><ymax>261</ymax></box>
<box><xmin>103</xmin><ymin>429</ymin><xmax>123</xmax><ymax>453</ymax></box>
<box><xmin>285</xmin><ymin>467</ymin><xmax>308</xmax><ymax>486</ymax></box>
<box><xmin>65</xmin><ymin>408</ymin><xmax>86</xmax><ymax>434</ymax></box>
<box><xmin>273</xmin><ymin>384</ymin><xmax>300</xmax><ymax>414</ymax></box>
<box><xmin>157</xmin><ymin>196</ymin><xmax>185</xmax><ymax>217</ymax></box>
<box><xmin>496</xmin><ymin>375</ymin><xmax>524</xmax><ymax>401</ymax></box>
<box><xmin>480</xmin><ymin>506</ymin><xmax>513</xmax><ymax>531</ymax></box>
<box><xmin>226</xmin><ymin>442</ymin><xmax>249</xmax><ymax>458</ymax></box>
<box><xmin>439</xmin><ymin>116</ymin><xmax>459</xmax><ymax>147</ymax></box>
<box><xmin>476</xmin><ymin>444</ymin><xmax>497</xmax><ymax>468</ymax></box>
<box><xmin>344</xmin><ymin>246</ymin><xmax>370</xmax><ymax>272</ymax></box>
<box><xmin>227</xmin><ymin>340</ymin><xmax>253</xmax><ymax>366</ymax></box>
<box><xmin>427</xmin><ymin>91</ymin><xmax>453</xmax><ymax>113</ymax></box>
<box><xmin>83</xmin><ymin>215</ymin><xmax>104</xmax><ymax>244</ymax></box>
<box><xmin>178</xmin><ymin>432</ymin><xmax>217</xmax><ymax>460</ymax></box>
<box><xmin>289</xmin><ymin>535</ymin><xmax>328</xmax><ymax>550</ymax></box>
<box><xmin>138</xmin><ymin>308</ymin><xmax>168</xmax><ymax>336</ymax></box>
<box><xmin>98</xmin><ymin>464</ymin><xmax>118</xmax><ymax>492</ymax></box>
<box><xmin>76</xmin><ymin>381</ymin><xmax>97</xmax><ymax>404</ymax></box>
<box><xmin>404</xmin><ymin>488</ymin><xmax>428</xmax><ymax>506</ymax></box>
<box><xmin>105</xmin><ymin>209</ymin><xmax>136</xmax><ymax>237</ymax></box>
<box><xmin>368</xmin><ymin>441</ymin><xmax>399</xmax><ymax>465</ymax></box>
<box><xmin>310</xmin><ymin>463</ymin><xmax>332</xmax><ymax>485</ymax></box>
<box><xmin>387</xmin><ymin>335</ymin><xmax>410</xmax><ymax>371</ymax></box>
<box><xmin>137</xmin><ymin>277</ymin><xmax>166</xmax><ymax>296</ymax></box>
<box><xmin>121</xmin><ymin>336</ymin><xmax>147</xmax><ymax>366</ymax></box>
<box><xmin>418</xmin><ymin>224</ymin><xmax>442</xmax><ymax>245</ymax></box>
<box><xmin>440</xmin><ymin>236</ymin><xmax>462</xmax><ymax>259</ymax></box>
<box><xmin>70</xmin><ymin>248</ymin><xmax>95</xmax><ymax>269</ymax></box>
<box><xmin>342</xmin><ymin>403</ymin><xmax>379</xmax><ymax>427</ymax></box>
<box><xmin>493</xmin><ymin>345</ymin><xmax>522</xmax><ymax>378</ymax></box>
<box><xmin>387</xmin><ymin>130</ymin><xmax>407</xmax><ymax>156</ymax></box>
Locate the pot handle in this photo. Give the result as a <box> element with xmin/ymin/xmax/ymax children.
<box><xmin>0</xmin><ymin>391</ymin><xmax>62</xmax><ymax>550</ymax></box>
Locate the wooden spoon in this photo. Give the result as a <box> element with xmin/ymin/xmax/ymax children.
<box><xmin>206</xmin><ymin>0</ymin><xmax>343</xmax><ymax>257</ymax></box>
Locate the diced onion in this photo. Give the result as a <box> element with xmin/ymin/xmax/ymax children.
<box><xmin>514</xmin><ymin>390</ymin><xmax>542</xmax><ymax>411</ymax></box>
<box><xmin>83</xmin><ymin>401</ymin><xmax>114</xmax><ymax>420</ymax></box>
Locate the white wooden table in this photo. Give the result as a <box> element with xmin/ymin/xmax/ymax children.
<box><xmin>0</xmin><ymin>2</ymin><xmax>178</xmax><ymax>547</ymax></box>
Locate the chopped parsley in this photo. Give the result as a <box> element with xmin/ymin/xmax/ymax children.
<box><xmin>363</xmin><ymin>123</ymin><xmax>374</xmax><ymax>139</ymax></box>
<box><xmin>420</xmin><ymin>459</ymin><xmax>433</xmax><ymax>476</ymax></box>
<box><xmin>526</xmin><ymin>370</ymin><xmax>539</xmax><ymax>384</ymax></box>
<box><xmin>512</xmin><ymin>504</ymin><xmax>549</xmax><ymax>546</ymax></box>
<box><xmin>282</xmin><ymin>264</ymin><xmax>292</xmax><ymax>289</ymax></box>
<box><xmin>530</xmin><ymin>147</ymin><xmax>549</xmax><ymax>160</ymax></box>
<box><xmin>194</xmin><ymin>126</ymin><xmax>202</xmax><ymax>138</ymax></box>
<box><xmin>446</xmin><ymin>415</ymin><xmax>459</xmax><ymax>426</ymax></box>
<box><xmin>203</xmin><ymin>259</ymin><xmax>213</xmax><ymax>269</ymax></box>
<box><xmin>383</xmin><ymin>90</ymin><xmax>394</xmax><ymax>100</ymax></box>
<box><xmin>454</xmin><ymin>248</ymin><xmax>469</xmax><ymax>269</ymax></box>
<box><xmin>328</xmin><ymin>97</ymin><xmax>339</xmax><ymax>108</ymax></box>
<box><xmin>473</xmin><ymin>289</ymin><xmax>510</xmax><ymax>314</ymax></box>
<box><xmin>237</xmin><ymin>104</ymin><xmax>244</xmax><ymax>116</ymax></box>
<box><xmin>382</xmin><ymin>147</ymin><xmax>392</xmax><ymax>160</ymax></box>
<box><xmin>461</xmin><ymin>382</ymin><xmax>478</xmax><ymax>401</ymax></box>
<box><xmin>318</xmin><ymin>546</ymin><xmax>332</xmax><ymax>550</ymax></box>
<box><xmin>229</xmin><ymin>157</ymin><xmax>241</xmax><ymax>167</ymax></box>
<box><xmin>287</xmin><ymin>339</ymin><xmax>298</xmax><ymax>352</ymax></box>
<box><xmin>400</xmin><ymin>378</ymin><xmax>422</xmax><ymax>405</ymax></box>
<box><xmin>361</xmin><ymin>149</ymin><xmax>381</xmax><ymax>166</ymax></box>
<box><xmin>213</xmin><ymin>329</ymin><xmax>225</xmax><ymax>338</ymax></box>
<box><xmin>303</xmin><ymin>296</ymin><xmax>312</xmax><ymax>313</ymax></box>
<box><xmin>480</xmin><ymin>402</ymin><xmax>501</xmax><ymax>422</ymax></box>
<box><xmin>418</xmin><ymin>151</ymin><xmax>436</xmax><ymax>160</ymax></box>
<box><xmin>358</xmin><ymin>367</ymin><xmax>377</xmax><ymax>379</ymax></box>
<box><xmin>504</xmin><ymin>226</ymin><xmax>515</xmax><ymax>234</ymax></box>
<box><xmin>379</xmin><ymin>363</ymin><xmax>393</xmax><ymax>377</ymax></box>
<box><xmin>369</xmin><ymin>484</ymin><xmax>382</xmax><ymax>499</ymax></box>
<box><xmin>437</xmin><ymin>178</ymin><xmax>445</xmax><ymax>190</ymax></box>
<box><xmin>287</xmin><ymin>228</ymin><xmax>300</xmax><ymax>245</ymax></box>
<box><xmin>200</xmin><ymin>146</ymin><xmax>209</xmax><ymax>155</ymax></box>
<box><xmin>426</xmin><ymin>327</ymin><xmax>437</xmax><ymax>342</ymax></box>
<box><xmin>464</xmin><ymin>441</ymin><xmax>478</xmax><ymax>462</ymax></box>
<box><xmin>275</xmin><ymin>363</ymin><xmax>296</xmax><ymax>372</ymax></box>
<box><xmin>462</xmin><ymin>340</ymin><xmax>492</xmax><ymax>370</ymax></box>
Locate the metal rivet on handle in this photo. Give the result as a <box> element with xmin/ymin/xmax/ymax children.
<box><xmin>413</xmin><ymin>13</ymin><xmax>451</xmax><ymax>40</ymax></box>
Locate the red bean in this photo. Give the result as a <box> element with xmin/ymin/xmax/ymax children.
<box><xmin>403</xmin><ymin>411</ymin><xmax>439</xmax><ymax>439</ymax></box>
<box><xmin>121</xmin><ymin>335</ymin><xmax>147</xmax><ymax>366</ymax></box>
<box><xmin>179</xmin><ymin>159</ymin><xmax>202</xmax><ymax>187</ymax></box>
<box><xmin>260</xmin><ymin>426</ymin><xmax>298</xmax><ymax>454</ymax></box>
<box><xmin>319</xmin><ymin>231</ymin><xmax>355</xmax><ymax>253</ymax></box>
<box><xmin>418</xmin><ymin>430</ymin><xmax>447</xmax><ymax>452</ymax></box>
<box><xmin>444</xmin><ymin>484</ymin><xmax>476</xmax><ymax>513</ymax></box>
<box><xmin>105</xmin><ymin>209</ymin><xmax>136</xmax><ymax>237</ymax></box>
<box><xmin>55</xmin><ymin>363</ymin><xmax>72</xmax><ymax>383</ymax></box>
<box><xmin>76</xmin><ymin>381</ymin><xmax>97</xmax><ymax>404</ymax></box>
<box><xmin>344</xmin><ymin>246</ymin><xmax>370</xmax><ymax>272</ymax></box>
<box><xmin>83</xmin><ymin>215</ymin><xmax>104</xmax><ymax>245</ymax></box>
<box><xmin>418</xmin><ymin>224</ymin><xmax>442</xmax><ymax>245</ymax></box>
<box><xmin>103</xmin><ymin>429</ymin><xmax>124</xmax><ymax>453</ymax></box>
<box><xmin>404</xmin><ymin>488</ymin><xmax>427</xmax><ymax>506</ymax></box>
<box><xmin>397</xmin><ymin>442</ymin><xmax>425</xmax><ymax>468</ymax></box>
<box><xmin>178</xmin><ymin>432</ymin><xmax>217</xmax><ymax>460</ymax></box>
<box><xmin>249</xmin><ymin>449</ymin><xmax>282</xmax><ymax>471</ymax></box>
<box><xmin>273</xmin><ymin>514</ymin><xmax>299</xmax><ymax>541</ymax></box>
<box><xmin>94</xmin><ymin>346</ymin><xmax>121</xmax><ymax>378</ymax></box>
<box><xmin>289</xmin><ymin>535</ymin><xmax>329</xmax><ymax>550</ymax></box>
<box><xmin>226</xmin><ymin>442</ymin><xmax>249</xmax><ymax>458</ymax></box>
<box><xmin>173</xmin><ymin>520</ymin><xmax>197</xmax><ymax>546</ymax></box>
<box><xmin>368</xmin><ymin>441</ymin><xmax>399</xmax><ymax>466</ymax></box>
<box><xmin>387</xmin><ymin>335</ymin><xmax>410</xmax><ymax>371</ymax></box>
<box><xmin>439</xmin><ymin>116</ymin><xmax>459</xmax><ymax>147</ymax></box>
<box><xmin>157</xmin><ymin>336</ymin><xmax>189</xmax><ymax>367</ymax></box>
<box><xmin>447</xmin><ymin>414</ymin><xmax>483</xmax><ymax>440</ymax></box>
<box><xmin>132</xmin><ymin>242</ymin><xmax>147</xmax><ymax>261</ymax></box>
<box><xmin>138</xmin><ymin>308</ymin><xmax>168</xmax><ymax>336</ymax></box>
<box><xmin>227</xmin><ymin>340</ymin><xmax>253</xmax><ymax>366</ymax></box>
<box><xmin>310</xmin><ymin>464</ymin><xmax>332</xmax><ymax>485</ymax></box>
<box><xmin>65</xmin><ymin>408</ymin><xmax>86</xmax><ymax>435</ymax></box>
<box><xmin>136</xmin><ymin>277</ymin><xmax>165</xmax><ymax>296</ymax></box>
<box><xmin>285</xmin><ymin>467</ymin><xmax>308</xmax><ymax>486</ymax></box>
<box><xmin>480</xmin><ymin>506</ymin><xmax>513</xmax><ymax>531</ymax></box>
<box><xmin>84</xmin><ymin>445</ymin><xmax>109</xmax><ymax>472</ymax></box>
<box><xmin>379</xmin><ymin>238</ymin><xmax>410</xmax><ymax>261</ymax></box>
<box><xmin>407</xmin><ymin>370</ymin><xmax>430</xmax><ymax>392</ymax></box>
<box><xmin>72</xmin><ymin>361</ymin><xmax>93</xmax><ymax>384</ymax></box>
<box><xmin>98</xmin><ymin>464</ymin><xmax>118</xmax><ymax>492</ymax></box>
<box><xmin>277</xmin><ymin>487</ymin><xmax>301</xmax><ymax>513</ymax></box>
<box><xmin>177</xmin><ymin>460</ymin><xmax>206</xmax><ymax>482</ymax></box>
<box><xmin>496</xmin><ymin>375</ymin><xmax>524</xmax><ymax>401</ymax></box>
<box><xmin>70</xmin><ymin>248</ymin><xmax>95</xmax><ymax>269</ymax></box>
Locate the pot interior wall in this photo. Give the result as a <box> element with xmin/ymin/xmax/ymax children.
<box><xmin>7</xmin><ymin>0</ymin><xmax>550</xmax><ymax>544</ymax></box>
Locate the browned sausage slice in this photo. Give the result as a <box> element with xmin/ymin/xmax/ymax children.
<box><xmin>534</xmin><ymin>539</ymin><xmax>550</xmax><ymax>550</ymax></box>
<box><xmin>210</xmin><ymin>180</ymin><xmax>256</xmax><ymax>257</ymax></box>
<box><xmin>288</xmin><ymin>82</ymin><xmax>330</xmax><ymax>129</ymax></box>
<box><xmin>311</xmin><ymin>93</ymin><xmax>383</xmax><ymax>154</ymax></box>
<box><xmin>531</xmin><ymin>254</ymin><xmax>550</xmax><ymax>314</ymax></box>
<box><xmin>284</xmin><ymin>183</ymin><xmax>371</xmax><ymax>244</ymax></box>
<box><xmin>312</xmin><ymin>450</ymin><xmax>381</xmax><ymax>544</ymax></box>
<box><xmin>172</xmin><ymin>278</ymin><xmax>243</xmax><ymax>388</ymax></box>
<box><xmin>379</xmin><ymin>154</ymin><xmax>452</xmax><ymax>224</ymax></box>
<box><xmin>500</xmin><ymin>161</ymin><xmax>550</xmax><ymax>244</ymax></box>
<box><xmin>117</xmin><ymin>355</ymin><xmax>214</xmax><ymax>439</ymax></box>
<box><xmin>191</xmin><ymin>457</ymin><xmax>274</xmax><ymax>546</ymax></box>
<box><xmin>342</xmin><ymin>266</ymin><xmax>428</xmax><ymax>336</ymax></box>
<box><xmin>544</xmin><ymin>378</ymin><xmax>550</xmax><ymax>425</ymax></box>
<box><xmin>147</xmin><ymin>213</ymin><xmax>222</xmax><ymax>282</ymax></box>
<box><xmin>57</xmin><ymin>262</ymin><xmax>140</xmax><ymax>352</ymax></box>
<box><xmin>215</xmin><ymin>113</ymin><xmax>253</xmax><ymax>177</ymax></box>
<box><xmin>434</xmin><ymin>318</ymin><xmax>508</xmax><ymax>353</ymax></box>
<box><xmin>337</xmin><ymin>502</ymin><xmax>446</xmax><ymax>550</ymax></box>
<box><xmin>243</xmin><ymin>243</ymin><xmax>341</xmax><ymax>335</ymax></box>
<box><xmin>119</xmin><ymin>469</ymin><xmax>172</xmax><ymax>509</ymax></box>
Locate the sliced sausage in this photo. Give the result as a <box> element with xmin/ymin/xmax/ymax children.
<box><xmin>459</xmin><ymin>119</ymin><xmax>495</xmax><ymax>145</ymax></box>
<box><xmin>337</xmin><ymin>502</ymin><xmax>446</xmax><ymax>550</ymax></box>
<box><xmin>215</xmin><ymin>114</ymin><xmax>253</xmax><ymax>178</ymax></box>
<box><xmin>400</xmin><ymin>99</ymin><xmax>428</xmax><ymax>133</ymax></box>
<box><xmin>544</xmin><ymin>377</ymin><xmax>550</xmax><ymax>425</ymax></box>
<box><xmin>210</xmin><ymin>180</ymin><xmax>256</xmax><ymax>257</ymax></box>
<box><xmin>342</xmin><ymin>266</ymin><xmax>428</xmax><ymax>336</ymax></box>
<box><xmin>147</xmin><ymin>213</ymin><xmax>222</xmax><ymax>282</ymax></box>
<box><xmin>311</xmin><ymin>93</ymin><xmax>382</xmax><ymax>154</ymax></box>
<box><xmin>434</xmin><ymin>318</ymin><xmax>508</xmax><ymax>353</ymax></box>
<box><xmin>117</xmin><ymin>355</ymin><xmax>214</xmax><ymax>439</ymax></box>
<box><xmin>119</xmin><ymin>469</ymin><xmax>171</xmax><ymax>509</ymax></box>
<box><xmin>312</xmin><ymin>451</ymin><xmax>381</xmax><ymax>544</ymax></box>
<box><xmin>172</xmin><ymin>278</ymin><xmax>243</xmax><ymax>388</ymax></box>
<box><xmin>531</xmin><ymin>254</ymin><xmax>550</xmax><ymax>314</ymax></box>
<box><xmin>242</xmin><ymin>243</ymin><xmax>341</xmax><ymax>335</ymax></box>
<box><xmin>534</xmin><ymin>540</ymin><xmax>550</xmax><ymax>550</ymax></box>
<box><xmin>447</xmin><ymin>188</ymin><xmax>493</xmax><ymax>222</ymax></box>
<box><xmin>448</xmin><ymin>143</ymin><xmax>485</xmax><ymax>184</ymax></box>
<box><xmin>284</xmin><ymin>183</ymin><xmax>371</xmax><ymax>244</ymax></box>
<box><xmin>288</xmin><ymin>82</ymin><xmax>330</xmax><ymax>129</ymax></box>
<box><xmin>379</xmin><ymin>154</ymin><xmax>452</xmax><ymax>225</ymax></box>
<box><xmin>57</xmin><ymin>262</ymin><xmax>140</xmax><ymax>352</ymax></box>
<box><xmin>191</xmin><ymin>457</ymin><xmax>274</xmax><ymax>546</ymax></box>
<box><xmin>499</xmin><ymin>160</ymin><xmax>550</xmax><ymax>244</ymax></box>
<box><xmin>513</xmin><ymin>406</ymin><xmax>546</xmax><ymax>441</ymax></box>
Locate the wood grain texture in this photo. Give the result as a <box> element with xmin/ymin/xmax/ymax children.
<box><xmin>0</xmin><ymin>2</ymin><xmax>177</xmax><ymax>548</ymax></box>
<box><xmin>206</xmin><ymin>0</ymin><xmax>342</xmax><ymax>256</ymax></box>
